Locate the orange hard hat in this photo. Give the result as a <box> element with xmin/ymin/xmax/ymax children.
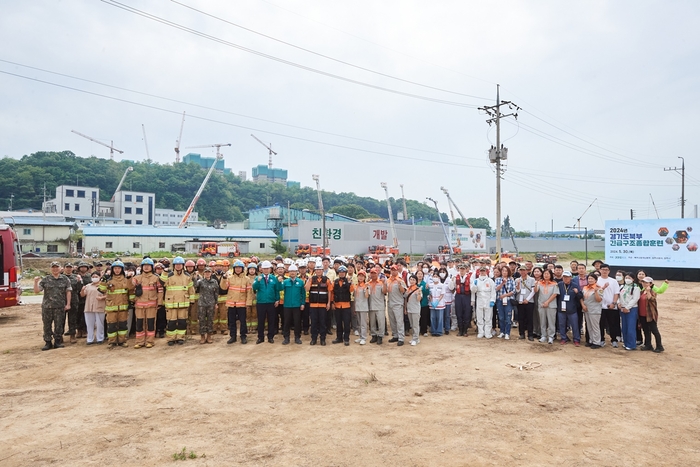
<box><xmin>215</xmin><ymin>260</ymin><xmax>224</xmax><ymax>266</ymax></box>
<box><xmin>222</xmin><ymin>259</ymin><xmax>230</xmax><ymax>267</ymax></box>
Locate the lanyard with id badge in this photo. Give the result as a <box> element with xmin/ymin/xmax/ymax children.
<box><xmin>561</xmin><ymin>284</ymin><xmax>570</xmax><ymax>311</ymax></box>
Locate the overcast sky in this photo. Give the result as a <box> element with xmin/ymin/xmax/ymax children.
<box><xmin>2</xmin><ymin>0</ymin><xmax>699</xmax><ymax>232</ymax></box>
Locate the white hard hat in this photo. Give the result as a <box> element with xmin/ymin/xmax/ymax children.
<box><xmin>283</xmin><ymin>258</ymin><xmax>293</xmax><ymax>265</ymax></box>
<box><xmin>288</xmin><ymin>264</ymin><xmax>298</xmax><ymax>272</ymax></box>
<box><xmin>315</xmin><ymin>264</ymin><xmax>323</xmax><ymax>270</ymax></box>
<box><xmin>260</xmin><ymin>260</ymin><xmax>272</xmax><ymax>269</ymax></box>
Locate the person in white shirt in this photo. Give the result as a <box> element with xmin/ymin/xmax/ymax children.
<box><xmin>597</xmin><ymin>264</ymin><xmax>621</xmax><ymax>348</ymax></box>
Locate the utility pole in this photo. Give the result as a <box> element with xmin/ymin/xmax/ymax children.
<box><xmin>664</xmin><ymin>156</ymin><xmax>685</xmax><ymax>218</ymax></box>
<box><xmin>479</xmin><ymin>84</ymin><xmax>520</xmax><ymax>256</ymax></box>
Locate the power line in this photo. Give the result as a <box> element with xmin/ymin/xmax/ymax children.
<box><xmin>171</xmin><ymin>0</ymin><xmax>491</xmax><ymax>102</ymax></box>
<box><xmin>0</xmin><ymin>69</ymin><xmax>491</xmax><ymax>169</ymax></box>
<box><xmin>100</xmin><ymin>0</ymin><xmax>480</xmax><ymax>108</ymax></box>
<box><xmin>0</xmin><ymin>58</ymin><xmax>483</xmax><ymax>162</ymax></box>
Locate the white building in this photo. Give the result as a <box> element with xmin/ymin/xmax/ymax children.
<box><xmin>82</xmin><ymin>226</ymin><xmax>278</xmax><ymax>255</ymax></box>
<box><xmin>43</xmin><ymin>185</ymin><xmax>100</xmax><ymax>217</ymax></box>
<box><xmin>154</xmin><ymin>208</ymin><xmax>199</xmax><ymax>226</ymax></box>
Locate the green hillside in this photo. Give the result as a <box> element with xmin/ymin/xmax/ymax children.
<box><xmin>0</xmin><ymin>151</ymin><xmax>488</xmax><ymax>227</ymax></box>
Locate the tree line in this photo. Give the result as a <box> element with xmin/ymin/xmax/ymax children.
<box><xmin>0</xmin><ymin>151</ymin><xmax>492</xmax><ymax>232</ymax></box>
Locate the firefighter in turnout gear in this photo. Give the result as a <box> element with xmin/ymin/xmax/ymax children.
<box><xmin>160</xmin><ymin>256</ymin><xmax>194</xmax><ymax>346</ymax></box>
<box><xmin>225</xmin><ymin>260</ymin><xmax>253</xmax><ymax>344</ymax></box>
<box><xmin>98</xmin><ymin>260</ymin><xmax>134</xmax><ymax>347</ymax></box>
<box><xmin>213</xmin><ymin>260</ymin><xmax>229</xmax><ymax>334</ymax></box>
<box><xmin>185</xmin><ymin>260</ymin><xmax>200</xmax><ymax>335</ymax></box>
<box><xmin>132</xmin><ymin>258</ymin><xmax>163</xmax><ymax>348</ymax></box>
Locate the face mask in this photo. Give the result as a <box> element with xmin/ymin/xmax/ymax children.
<box><xmin>422</xmin><ymin>268</ymin><xmax>429</xmax><ymax>273</ymax></box>
<box><xmin>624</xmin><ymin>278</ymin><xmax>633</xmax><ymax>285</ymax></box>
<box><xmin>91</xmin><ymin>277</ymin><xmax>100</xmax><ymax>283</ymax></box>
<box><xmin>439</xmin><ymin>273</ymin><xmax>446</xmax><ymax>279</ymax></box>
<box><xmin>615</xmin><ymin>275</ymin><xmax>623</xmax><ymax>282</ymax></box>
<box><xmin>480</xmin><ymin>275</ymin><xmax>486</xmax><ymax>280</ymax></box>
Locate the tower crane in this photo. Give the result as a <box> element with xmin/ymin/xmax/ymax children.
<box><xmin>380</xmin><ymin>182</ymin><xmax>399</xmax><ymax>252</ymax></box>
<box><xmin>174</xmin><ymin>111</ymin><xmax>186</xmax><ymax>163</ymax></box>
<box><xmin>111</xmin><ymin>166</ymin><xmax>134</xmax><ymax>202</ymax></box>
<box><xmin>399</xmin><ymin>184</ymin><xmax>408</xmax><ymax>221</ymax></box>
<box><xmin>427</xmin><ymin>197</ymin><xmax>453</xmax><ymax>257</ymax></box>
<box><xmin>178</xmin><ymin>143</ymin><xmax>231</xmax><ymax>228</ymax></box>
<box><xmin>71</xmin><ymin>130</ymin><xmax>123</xmax><ymax>160</ymax></box>
<box><xmin>251</xmin><ymin>134</ymin><xmax>277</xmax><ymax>169</ymax></box>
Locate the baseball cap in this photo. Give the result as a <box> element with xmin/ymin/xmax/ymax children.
<box><xmin>458</xmin><ymin>264</ymin><xmax>467</xmax><ymax>269</ymax></box>
<box><xmin>562</xmin><ymin>271</ymin><xmax>572</xmax><ymax>277</ymax></box>
<box><xmin>643</xmin><ymin>277</ymin><xmax>654</xmax><ymax>283</ymax></box>
<box><xmin>50</xmin><ymin>261</ymin><xmax>61</xmax><ymax>267</ymax></box>
<box><xmin>64</xmin><ymin>262</ymin><xmax>73</xmax><ymax>268</ymax></box>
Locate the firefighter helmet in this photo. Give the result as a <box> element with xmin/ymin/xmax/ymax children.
<box><xmin>208</xmin><ymin>260</ymin><xmax>217</xmax><ymax>267</ymax></box>
<box><xmin>196</xmin><ymin>258</ymin><xmax>206</xmax><ymax>266</ymax></box>
<box><xmin>185</xmin><ymin>260</ymin><xmax>196</xmax><ymax>268</ymax></box>
<box><xmin>233</xmin><ymin>260</ymin><xmax>245</xmax><ymax>268</ymax></box>
<box><xmin>172</xmin><ymin>256</ymin><xmax>185</xmax><ymax>265</ymax></box>
<box><xmin>222</xmin><ymin>259</ymin><xmax>230</xmax><ymax>267</ymax></box>
<box><xmin>141</xmin><ymin>258</ymin><xmax>154</xmax><ymax>266</ymax></box>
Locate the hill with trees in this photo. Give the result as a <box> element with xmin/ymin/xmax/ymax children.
<box><xmin>0</xmin><ymin>151</ymin><xmax>492</xmax><ymax>232</ymax></box>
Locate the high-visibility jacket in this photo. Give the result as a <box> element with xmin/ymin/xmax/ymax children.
<box><xmin>308</xmin><ymin>275</ymin><xmax>332</xmax><ymax>308</ymax></box>
<box><xmin>160</xmin><ymin>270</ymin><xmax>194</xmax><ymax>309</ymax></box>
<box><xmin>333</xmin><ymin>277</ymin><xmax>354</xmax><ymax>309</ymax></box>
<box><xmin>225</xmin><ymin>272</ymin><xmax>253</xmax><ymax>308</ymax></box>
<box><xmin>190</xmin><ymin>271</ymin><xmax>203</xmax><ymax>303</ymax></box>
<box><xmin>99</xmin><ymin>274</ymin><xmax>134</xmax><ymax>312</ymax></box>
<box><xmin>215</xmin><ymin>271</ymin><xmax>228</xmax><ymax>303</ymax></box>
<box><xmin>133</xmin><ymin>272</ymin><xmax>162</xmax><ymax>308</ymax></box>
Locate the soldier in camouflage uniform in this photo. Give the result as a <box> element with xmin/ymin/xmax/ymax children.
<box><xmin>34</xmin><ymin>261</ymin><xmax>72</xmax><ymax>351</ymax></box>
<box><xmin>195</xmin><ymin>267</ymin><xmax>219</xmax><ymax>344</ymax></box>
<box><xmin>63</xmin><ymin>263</ymin><xmax>83</xmax><ymax>344</ymax></box>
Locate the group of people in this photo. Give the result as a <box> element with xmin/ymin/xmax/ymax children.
<box><xmin>34</xmin><ymin>254</ymin><xmax>667</xmax><ymax>353</ymax></box>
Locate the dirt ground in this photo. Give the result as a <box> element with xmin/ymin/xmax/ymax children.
<box><xmin>1</xmin><ymin>282</ymin><xmax>699</xmax><ymax>466</ymax></box>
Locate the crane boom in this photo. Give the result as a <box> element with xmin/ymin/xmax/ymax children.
<box><xmin>441</xmin><ymin>188</ymin><xmax>461</xmax><ymax>247</ymax></box>
<box><xmin>71</xmin><ymin>130</ymin><xmax>123</xmax><ymax>160</ymax></box>
<box><xmin>174</xmin><ymin>111</ymin><xmax>186</xmax><ymax>163</ymax></box>
<box><xmin>576</xmin><ymin>198</ymin><xmax>597</xmax><ymax>230</ymax></box>
<box><xmin>111</xmin><ymin>166</ymin><xmax>134</xmax><ymax>202</ymax></box>
<box><xmin>179</xmin><ymin>143</ymin><xmax>231</xmax><ymax>228</ymax></box>
<box><xmin>399</xmin><ymin>184</ymin><xmax>408</xmax><ymax>221</ymax></box>
<box><xmin>380</xmin><ymin>182</ymin><xmax>399</xmax><ymax>250</ymax></box>
<box><xmin>142</xmin><ymin>124</ymin><xmax>151</xmax><ymax>161</ymax></box>
<box><xmin>441</xmin><ymin>186</ymin><xmax>473</xmax><ymax>228</ymax></box>
<box><xmin>427</xmin><ymin>197</ymin><xmax>453</xmax><ymax>257</ymax></box>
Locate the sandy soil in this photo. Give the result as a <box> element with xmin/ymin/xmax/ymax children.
<box><xmin>1</xmin><ymin>282</ymin><xmax>699</xmax><ymax>466</ymax></box>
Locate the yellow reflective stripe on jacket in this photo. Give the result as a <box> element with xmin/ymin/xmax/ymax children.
<box><xmin>105</xmin><ymin>304</ymin><xmax>129</xmax><ymax>311</ymax></box>
<box><xmin>107</xmin><ymin>289</ymin><xmax>128</xmax><ymax>294</ymax></box>
<box><xmin>165</xmin><ymin>302</ymin><xmax>190</xmax><ymax>309</ymax></box>
<box><xmin>166</xmin><ymin>285</ymin><xmax>188</xmax><ymax>291</ymax></box>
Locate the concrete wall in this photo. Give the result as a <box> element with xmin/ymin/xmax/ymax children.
<box><xmin>485</xmin><ymin>238</ymin><xmax>605</xmax><ymax>254</ymax></box>
<box><xmin>84</xmin><ymin>235</ymin><xmax>275</xmax><ymax>256</ymax></box>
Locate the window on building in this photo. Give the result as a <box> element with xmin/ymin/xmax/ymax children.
<box><xmin>125</xmin><ymin>220</ymin><xmax>132</xmax><ymax>225</ymax></box>
<box><xmin>136</xmin><ymin>208</ymin><xmax>143</xmax><ymax>215</ymax></box>
<box><xmin>125</xmin><ymin>207</ymin><xmax>132</xmax><ymax>214</ymax></box>
<box><xmin>159</xmin><ymin>242</ymin><xmax>165</xmax><ymax>248</ymax></box>
<box><xmin>124</xmin><ymin>194</ymin><xmax>132</xmax><ymax>202</ymax></box>
<box><xmin>47</xmin><ymin>245</ymin><xmax>58</xmax><ymax>253</ymax></box>
<box><xmin>136</xmin><ymin>220</ymin><xmax>142</xmax><ymax>225</ymax></box>
<box><xmin>77</xmin><ymin>190</ymin><xmax>85</xmax><ymax>198</ymax></box>
<box><xmin>65</xmin><ymin>189</ymin><xmax>74</xmax><ymax>197</ymax></box>
<box><xmin>136</xmin><ymin>195</ymin><xmax>143</xmax><ymax>202</ymax></box>
<box><xmin>22</xmin><ymin>228</ymin><xmax>31</xmax><ymax>235</ymax></box>
<box><xmin>64</xmin><ymin>203</ymin><xmax>70</xmax><ymax>211</ymax></box>
<box><xmin>133</xmin><ymin>242</ymin><xmax>140</xmax><ymax>248</ymax></box>
<box><xmin>259</xmin><ymin>243</ymin><xmax>265</xmax><ymax>248</ymax></box>
<box><xmin>105</xmin><ymin>242</ymin><xmax>113</xmax><ymax>248</ymax></box>
<box><xmin>74</xmin><ymin>203</ymin><xmax>80</xmax><ymax>211</ymax></box>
